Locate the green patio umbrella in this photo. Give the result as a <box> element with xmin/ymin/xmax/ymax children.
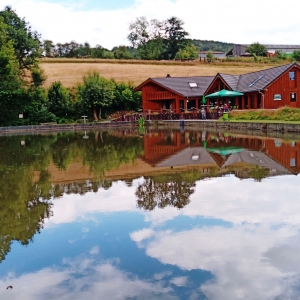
<box><xmin>207</xmin><ymin>146</ymin><xmax>244</xmax><ymax>157</ymax></box>
<box><xmin>205</xmin><ymin>89</ymin><xmax>244</xmax><ymax>98</ymax></box>
<box><xmin>201</xmin><ymin>95</ymin><xmax>206</xmax><ymax>105</ymax></box>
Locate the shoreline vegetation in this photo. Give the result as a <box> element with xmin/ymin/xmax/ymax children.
<box><xmin>228</xmin><ymin>107</ymin><xmax>300</xmax><ymax>123</ymax></box>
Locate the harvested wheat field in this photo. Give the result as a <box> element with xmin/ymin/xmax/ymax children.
<box><xmin>40</xmin><ymin>60</ymin><xmax>276</xmax><ymax>88</ymax></box>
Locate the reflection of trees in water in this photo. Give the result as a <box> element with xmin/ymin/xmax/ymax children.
<box><xmin>0</xmin><ymin>168</ymin><xmax>53</xmax><ymax>263</ymax></box>
<box><xmin>0</xmin><ymin>131</ymin><xmax>142</xmax><ymax>263</ymax></box>
<box><xmin>52</xmin><ymin>179</ymin><xmax>113</xmax><ymax>197</ymax></box>
<box><xmin>248</xmin><ymin>166</ymin><xmax>270</xmax><ymax>182</ymax></box>
<box><xmin>136</xmin><ymin>172</ymin><xmax>198</xmax><ymax>210</ymax></box>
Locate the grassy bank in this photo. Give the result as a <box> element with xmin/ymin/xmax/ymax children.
<box><xmin>229</xmin><ymin>107</ymin><xmax>300</xmax><ymax>123</ymax></box>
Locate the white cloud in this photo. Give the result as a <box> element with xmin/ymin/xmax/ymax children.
<box><xmin>169</xmin><ymin>276</ymin><xmax>188</xmax><ymax>287</ymax></box>
<box><xmin>45</xmin><ymin>179</ymin><xmax>142</xmax><ymax>226</ymax></box>
<box><xmin>136</xmin><ymin>225</ymin><xmax>300</xmax><ymax>299</ymax></box>
<box><xmin>0</xmin><ymin>256</ymin><xmax>176</xmax><ymax>300</ymax></box>
<box><xmin>3</xmin><ymin>0</ymin><xmax>300</xmax><ymax>49</ymax></box>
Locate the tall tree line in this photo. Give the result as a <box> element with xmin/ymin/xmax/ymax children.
<box><xmin>0</xmin><ymin>6</ymin><xmax>141</xmax><ymax>126</ymax></box>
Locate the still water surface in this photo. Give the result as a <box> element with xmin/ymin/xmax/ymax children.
<box><xmin>0</xmin><ymin>129</ymin><xmax>300</xmax><ymax>299</ymax></box>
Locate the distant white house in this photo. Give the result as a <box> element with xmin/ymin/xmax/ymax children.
<box><xmin>198</xmin><ymin>51</ymin><xmax>226</xmax><ymax>59</ymax></box>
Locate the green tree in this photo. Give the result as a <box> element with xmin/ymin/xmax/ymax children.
<box><xmin>78</xmin><ymin>72</ymin><xmax>115</xmax><ymax>120</ymax></box>
<box><xmin>292</xmin><ymin>50</ymin><xmax>300</xmax><ymax>62</ymax></box>
<box><xmin>0</xmin><ymin>6</ymin><xmax>41</xmax><ymax>72</ymax></box>
<box><xmin>136</xmin><ymin>173</ymin><xmax>196</xmax><ymax>210</ymax></box>
<box><xmin>113</xmin><ymin>45</ymin><xmax>133</xmax><ymax>59</ymax></box>
<box><xmin>276</xmin><ymin>50</ymin><xmax>287</xmax><ymax>60</ymax></box>
<box><xmin>110</xmin><ymin>80</ymin><xmax>141</xmax><ymax>112</ymax></box>
<box><xmin>48</xmin><ymin>81</ymin><xmax>73</xmax><ymax>120</ymax></box>
<box><xmin>206</xmin><ymin>50</ymin><xmax>215</xmax><ymax>63</ymax></box>
<box><xmin>43</xmin><ymin>39</ymin><xmax>55</xmax><ymax>57</ymax></box>
<box><xmin>175</xmin><ymin>43</ymin><xmax>198</xmax><ymax>60</ymax></box>
<box><xmin>246</xmin><ymin>42</ymin><xmax>267</xmax><ymax>57</ymax></box>
<box><xmin>128</xmin><ymin>17</ymin><xmax>166</xmax><ymax>60</ymax></box>
<box><xmin>163</xmin><ymin>17</ymin><xmax>189</xmax><ymax>59</ymax></box>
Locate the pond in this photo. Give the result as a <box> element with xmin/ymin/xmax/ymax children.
<box><xmin>0</xmin><ymin>129</ymin><xmax>299</xmax><ymax>299</ymax></box>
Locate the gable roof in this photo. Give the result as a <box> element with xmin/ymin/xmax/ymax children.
<box><xmin>138</xmin><ymin>76</ymin><xmax>215</xmax><ymax>98</ymax></box>
<box><xmin>135</xmin><ymin>62</ymin><xmax>300</xmax><ymax>97</ymax></box>
<box><xmin>236</xmin><ymin>62</ymin><xmax>298</xmax><ymax>92</ymax></box>
<box><xmin>219</xmin><ymin>74</ymin><xmax>240</xmax><ymax>90</ymax></box>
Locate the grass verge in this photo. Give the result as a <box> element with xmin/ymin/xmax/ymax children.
<box><xmin>228</xmin><ymin>107</ymin><xmax>300</xmax><ymax>123</ymax></box>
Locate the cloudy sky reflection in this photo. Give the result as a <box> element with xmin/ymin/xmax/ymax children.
<box><xmin>1</xmin><ymin>174</ymin><xmax>300</xmax><ymax>299</ymax></box>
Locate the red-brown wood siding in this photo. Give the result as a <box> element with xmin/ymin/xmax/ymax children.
<box><xmin>142</xmin><ymin>82</ymin><xmax>178</xmax><ymax>112</ymax></box>
<box><xmin>265</xmin><ymin>139</ymin><xmax>300</xmax><ymax>174</ymax></box>
<box><xmin>264</xmin><ymin>67</ymin><xmax>300</xmax><ymax>109</ymax></box>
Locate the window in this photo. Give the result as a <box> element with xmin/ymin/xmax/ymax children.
<box><xmin>189</xmin><ymin>82</ymin><xmax>197</xmax><ymax>88</ymax></box>
<box><xmin>290</xmin><ymin>93</ymin><xmax>297</xmax><ymax>102</ymax></box>
<box><xmin>289</xmin><ymin>71</ymin><xmax>295</xmax><ymax>81</ymax></box>
<box><xmin>290</xmin><ymin>158</ymin><xmax>296</xmax><ymax>167</ymax></box>
<box><xmin>274</xmin><ymin>94</ymin><xmax>282</xmax><ymax>100</ymax></box>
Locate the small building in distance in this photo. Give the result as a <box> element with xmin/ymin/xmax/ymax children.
<box><xmin>198</xmin><ymin>51</ymin><xmax>226</xmax><ymax>59</ymax></box>
<box><xmin>227</xmin><ymin>44</ymin><xmax>300</xmax><ymax>57</ymax></box>
<box><xmin>135</xmin><ymin>62</ymin><xmax>300</xmax><ymax>112</ymax></box>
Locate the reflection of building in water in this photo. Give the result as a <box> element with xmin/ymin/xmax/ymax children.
<box><xmin>142</xmin><ymin>130</ymin><xmax>300</xmax><ymax>177</ymax></box>
<box><xmin>264</xmin><ymin>140</ymin><xmax>300</xmax><ymax>174</ymax></box>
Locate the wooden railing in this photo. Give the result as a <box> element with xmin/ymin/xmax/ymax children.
<box><xmin>146</xmin><ymin>91</ymin><xmax>176</xmax><ymax>100</ymax></box>
<box><xmin>112</xmin><ymin>109</ymin><xmax>223</xmax><ymax>122</ymax></box>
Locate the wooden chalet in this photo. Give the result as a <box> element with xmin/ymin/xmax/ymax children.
<box><xmin>135</xmin><ymin>62</ymin><xmax>300</xmax><ymax>113</ymax></box>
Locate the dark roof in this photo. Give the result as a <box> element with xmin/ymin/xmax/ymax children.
<box><xmin>240</xmin><ymin>44</ymin><xmax>300</xmax><ymax>50</ymax></box>
<box><xmin>236</xmin><ymin>62</ymin><xmax>297</xmax><ymax>92</ymax></box>
<box><xmin>151</xmin><ymin>76</ymin><xmax>214</xmax><ymax>97</ymax></box>
<box><xmin>135</xmin><ymin>62</ymin><xmax>300</xmax><ymax>96</ymax></box>
<box><xmin>219</xmin><ymin>73</ymin><xmax>240</xmax><ymax>90</ymax></box>
<box><xmin>198</xmin><ymin>51</ymin><xmax>225</xmax><ymax>54</ymax></box>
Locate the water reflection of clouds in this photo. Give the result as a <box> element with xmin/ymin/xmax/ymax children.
<box><xmin>41</xmin><ymin>173</ymin><xmax>300</xmax><ymax>299</ymax></box>
<box><xmin>48</xmin><ymin>175</ymin><xmax>300</xmax><ymax>228</ymax></box>
<box><xmin>131</xmin><ymin>226</ymin><xmax>300</xmax><ymax>299</ymax></box>
<box><xmin>0</xmin><ymin>252</ymin><xmax>176</xmax><ymax>300</ymax></box>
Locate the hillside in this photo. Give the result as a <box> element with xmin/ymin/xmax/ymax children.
<box><xmin>191</xmin><ymin>39</ymin><xmax>234</xmax><ymax>53</ymax></box>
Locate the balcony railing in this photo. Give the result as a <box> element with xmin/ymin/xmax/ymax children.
<box><xmin>146</xmin><ymin>91</ymin><xmax>176</xmax><ymax>100</ymax></box>
<box><xmin>112</xmin><ymin>109</ymin><xmax>223</xmax><ymax>122</ymax></box>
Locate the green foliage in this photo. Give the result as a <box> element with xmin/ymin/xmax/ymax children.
<box><xmin>25</xmin><ymin>87</ymin><xmax>56</xmax><ymax>124</ymax></box>
<box><xmin>292</xmin><ymin>50</ymin><xmax>300</xmax><ymax>62</ymax></box>
<box><xmin>78</xmin><ymin>72</ymin><xmax>115</xmax><ymax>120</ymax></box>
<box><xmin>48</xmin><ymin>81</ymin><xmax>74</xmax><ymax>119</ymax></box>
<box><xmin>0</xmin><ymin>6</ymin><xmax>41</xmax><ymax>72</ymax></box>
<box><xmin>136</xmin><ymin>172</ymin><xmax>196</xmax><ymax>210</ymax></box>
<box><xmin>276</xmin><ymin>50</ymin><xmax>287</xmax><ymax>60</ymax></box>
<box><xmin>206</xmin><ymin>50</ymin><xmax>215</xmax><ymax>63</ymax></box>
<box><xmin>0</xmin><ymin>16</ymin><xmax>22</xmax><ymax>91</ymax></box>
<box><xmin>229</xmin><ymin>107</ymin><xmax>300</xmax><ymax>122</ymax></box>
<box><xmin>246</xmin><ymin>42</ymin><xmax>268</xmax><ymax>57</ymax></box>
<box><xmin>31</xmin><ymin>64</ymin><xmax>46</xmax><ymax>87</ymax></box>
<box><xmin>191</xmin><ymin>39</ymin><xmax>233</xmax><ymax>52</ymax></box>
<box><xmin>128</xmin><ymin>16</ymin><xmax>189</xmax><ymax>60</ymax></box>
<box><xmin>102</xmin><ymin>50</ymin><xmax>114</xmax><ymax>59</ymax></box>
<box><xmin>113</xmin><ymin>45</ymin><xmax>133</xmax><ymax>59</ymax></box>
<box><xmin>163</xmin><ymin>16</ymin><xmax>189</xmax><ymax>59</ymax></box>
<box><xmin>110</xmin><ymin>80</ymin><xmax>141</xmax><ymax>112</ymax></box>
<box><xmin>0</xmin><ymin>90</ymin><xmax>27</xmax><ymax>126</ymax></box>
<box><xmin>175</xmin><ymin>43</ymin><xmax>198</xmax><ymax>60</ymax></box>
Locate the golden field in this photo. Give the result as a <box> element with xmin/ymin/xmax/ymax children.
<box><xmin>40</xmin><ymin>59</ymin><xmax>279</xmax><ymax>88</ymax></box>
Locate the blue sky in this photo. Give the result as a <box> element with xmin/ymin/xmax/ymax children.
<box><xmin>1</xmin><ymin>0</ymin><xmax>300</xmax><ymax>49</ymax></box>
